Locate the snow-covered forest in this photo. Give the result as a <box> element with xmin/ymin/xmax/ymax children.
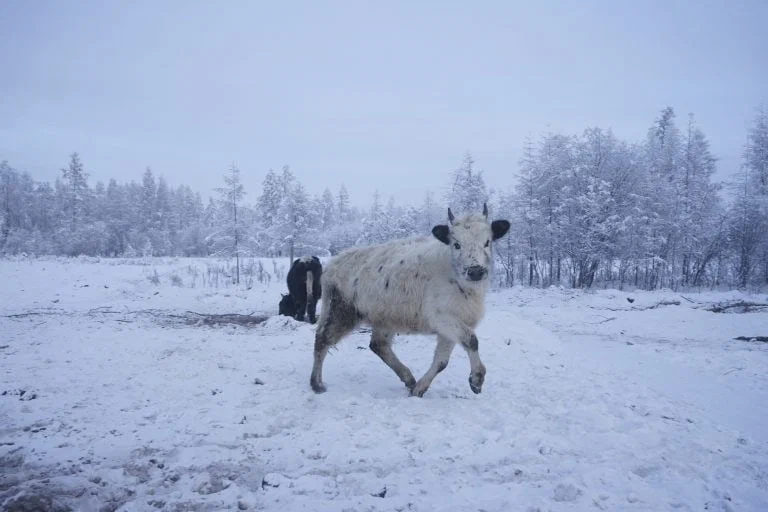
<box><xmin>2</xmin><ymin>106</ymin><xmax>767</xmax><ymax>290</ymax></box>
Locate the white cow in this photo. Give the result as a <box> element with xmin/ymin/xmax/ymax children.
<box><xmin>310</xmin><ymin>204</ymin><xmax>510</xmax><ymax>397</ymax></box>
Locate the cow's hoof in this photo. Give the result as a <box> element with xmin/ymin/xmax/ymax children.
<box><xmin>409</xmin><ymin>388</ymin><xmax>428</xmax><ymax>398</ymax></box>
<box><xmin>310</xmin><ymin>380</ymin><xmax>327</xmax><ymax>394</ymax></box>
<box><xmin>410</xmin><ymin>380</ymin><xmax>429</xmax><ymax>398</ymax></box>
<box><xmin>469</xmin><ymin>373</ymin><xmax>484</xmax><ymax>394</ymax></box>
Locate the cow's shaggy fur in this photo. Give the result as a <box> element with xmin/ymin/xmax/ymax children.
<box><xmin>279</xmin><ymin>256</ymin><xmax>322</xmax><ymax>323</ymax></box>
<box><xmin>310</xmin><ymin>206</ymin><xmax>510</xmax><ymax>397</ymax></box>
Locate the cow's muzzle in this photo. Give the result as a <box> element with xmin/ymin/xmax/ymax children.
<box><xmin>466</xmin><ymin>266</ymin><xmax>487</xmax><ymax>282</ymax></box>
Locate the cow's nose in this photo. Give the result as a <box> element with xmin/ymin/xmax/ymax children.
<box><xmin>466</xmin><ymin>266</ymin><xmax>487</xmax><ymax>281</ymax></box>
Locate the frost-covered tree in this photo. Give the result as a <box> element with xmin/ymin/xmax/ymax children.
<box><xmin>515</xmin><ymin>138</ymin><xmax>543</xmax><ymax>286</ymax></box>
<box><xmin>287</xmin><ymin>182</ymin><xmax>318</xmax><ymax>256</ymax></box>
<box><xmin>337</xmin><ymin>184</ymin><xmax>350</xmax><ymax>222</ymax></box>
<box><xmin>678</xmin><ymin>114</ymin><xmax>722</xmax><ymax>285</ymax></box>
<box><xmin>0</xmin><ymin>161</ymin><xmax>20</xmax><ymax>249</ymax></box>
<box><xmin>493</xmin><ymin>187</ymin><xmax>519</xmax><ymax>286</ymax></box>
<box><xmin>102</xmin><ymin>179</ymin><xmax>128</xmax><ymax>255</ymax></box>
<box><xmin>209</xmin><ymin>163</ymin><xmax>249</xmax><ymax>284</ymax></box>
<box><xmin>60</xmin><ymin>152</ymin><xmax>90</xmax><ymax>231</ymax></box>
<box><xmin>361</xmin><ymin>190</ymin><xmax>384</xmax><ymax>245</ymax></box>
<box><xmin>31</xmin><ymin>181</ymin><xmax>56</xmax><ymax>243</ymax></box>
<box><xmin>258</xmin><ymin>167</ymin><xmax>322</xmax><ymax>260</ymax></box>
<box><xmin>256</xmin><ymin>169</ymin><xmax>282</xmax><ymax>229</ymax></box>
<box><xmin>745</xmin><ymin>106</ymin><xmax>768</xmax><ymax>285</ymax></box>
<box><xmin>320</xmin><ymin>188</ymin><xmax>336</xmax><ymax>232</ymax></box>
<box><xmin>420</xmin><ymin>191</ymin><xmax>440</xmax><ymax>234</ymax></box>
<box><xmin>645</xmin><ymin>107</ymin><xmax>684</xmax><ymax>285</ymax></box>
<box><xmin>325</xmin><ymin>184</ymin><xmax>359</xmax><ymax>256</ymax></box>
<box><xmin>554</xmin><ymin>128</ymin><xmax>615</xmax><ymax>287</ymax></box>
<box><xmin>0</xmin><ymin>158</ymin><xmax>207</xmax><ymax>257</ymax></box>
<box><xmin>536</xmin><ymin>133</ymin><xmax>571</xmax><ymax>285</ymax></box>
<box><xmin>140</xmin><ymin>167</ymin><xmax>156</xmax><ymax>232</ymax></box>
<box><xmin>446</xmin><ymin>152</ymin><xmax>488</xmax><ymax>216</ymax></box>
<box><xmin>729</xmin><ymin>106</ymin><xmax>768</xmax><ymax>288</ymax></box>
<box><xmin>496</xmin><ymin>108</ymin><xmax>729</xmax><ymax>290</ymax></box>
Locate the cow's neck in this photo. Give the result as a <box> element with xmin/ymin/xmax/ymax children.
<box><xmin>452</xmin><ymin>278</ymin><xmax>488</xmax><ymax>301</ymax></box>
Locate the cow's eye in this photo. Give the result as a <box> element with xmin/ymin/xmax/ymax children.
<box><xmin>453</xmin><ymin>242</ymin><xmax>461</xmax><ymax>250</ymax></box>
<box><xmin>484</xmin><ymin>240</ymin><xmax>490</xmax><ymax>248</ymax></box>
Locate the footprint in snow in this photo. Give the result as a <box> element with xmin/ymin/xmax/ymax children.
<box><xmin>553</xmin><ymin>483</ymin><xmax>582</xmax><ymax>502</ymax></box>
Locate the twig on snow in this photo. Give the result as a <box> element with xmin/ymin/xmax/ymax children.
<box><xmin>183</xmin><ymin>311</ymin><xmax>269</xmax><ymax>327</ymax></box>
<box><xmin>733</xmin><ymin>336</ymin><xmax>768</xmax><ymax>343</ymax></box>
<box><xmin>707</xmin><ymin>302</ymin><xmax>768</xmax><ymax>314</ymax></box>
<box><xmin>637</xmin><ymin>300</ymin><xmax>681</xmax><ymax>310</ymax></box>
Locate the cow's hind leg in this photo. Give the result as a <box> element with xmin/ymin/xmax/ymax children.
<box><xmin>310</xmin><ymin>287</ymin><xmax>359</xmax><ymax>393</ymax></box>
<box><xmin>369</xmin><ymin>328</ymin><xmax>416</xmax><ymax>391</ymax></box>
<box><xmin>294</xmin><ymin>293</ymin><xmax>307</xmax><ymax>322</ymax></box>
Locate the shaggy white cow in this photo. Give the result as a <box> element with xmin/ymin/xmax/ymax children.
<box><xmin>310</xmin><ymin>204</ymin><xmax>510</xmax><ymax>397</ymax></box>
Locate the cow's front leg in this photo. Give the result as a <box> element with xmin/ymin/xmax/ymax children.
<box><xmin>411</xmin><ymin>335</ymin><xmax>455</xmax><ymax>397</ymax></box>
<box><xmin>461</xmin><ymin>333</ymin><xmax>486</xmax><ymax>394</ymax></box>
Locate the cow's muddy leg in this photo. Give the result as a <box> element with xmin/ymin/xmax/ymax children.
<box><xmin>310</xmin><ymin>287</ymin><xmax>359</xmax><ymax>393</ymax></box>
<box><xmin>369</xmin><ymin>328</ymin><xmax>416</xmax><ymax>391</ymax></box>
<box><xmin>431</xmin><ymin>322</ymin><xmax>485</xmax><ymax>395</ymax></box>
<box><xmin>411</xmin><ymin>335</ymin><xmax>456</xmax><ymax>397</ymax></box>
<box><xmin>461</xmin><ymin>333</ymin><xmax>486</xmax><ymax>394</ymax></box>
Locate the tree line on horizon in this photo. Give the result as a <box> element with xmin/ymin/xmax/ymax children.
<box><xmin>1</xmin><ymin>106</ymin><xmax>766</xmax><ymax>290</ymax></box>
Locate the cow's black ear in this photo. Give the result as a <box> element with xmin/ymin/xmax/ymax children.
<box><xmin>432</xmin><ymin>225</ymin><xmax>450</xmax><ymax>245</ymax></box>
<box><xmin>491</xmin><ymin>220</ymin><xmax>510</xmax><ymax>240</ymax></box>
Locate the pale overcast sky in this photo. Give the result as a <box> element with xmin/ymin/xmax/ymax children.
<box><xmin>1</xmin><ymin>1</ymin><xmax>765</xmax><ymax>206</ymax></box>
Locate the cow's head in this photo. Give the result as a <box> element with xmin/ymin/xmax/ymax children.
<box><xmin>432</xmin><ymin>203</ymin><xmax>510</xmax><ymax>283</ymax></box>
<box><xmin>278</xmin><ymin>293</ymin><xmax>297</xmax><ymax>317</ymax></box>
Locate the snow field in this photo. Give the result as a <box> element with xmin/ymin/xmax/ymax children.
<box><xmin>1</xmin><ymin>258</ymin><xmax>767</xmax><ymax>511</ymax></box>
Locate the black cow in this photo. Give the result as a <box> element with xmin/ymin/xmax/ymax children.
<box><xmin>279</xmin><ymin>256</ymin><xmax>322</xmax><ymax>323</ymax></box>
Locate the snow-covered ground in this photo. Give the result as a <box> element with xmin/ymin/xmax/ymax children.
<box><xmin>1</xmin><ymin>257</ymin><xmax>767</xmax><ymax>511</ymax></box>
